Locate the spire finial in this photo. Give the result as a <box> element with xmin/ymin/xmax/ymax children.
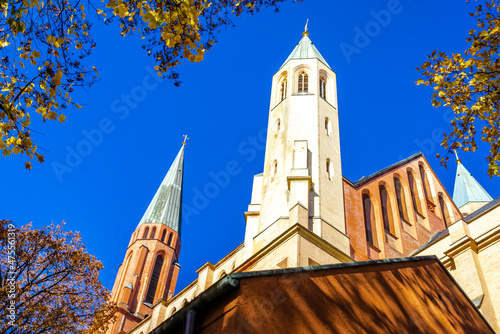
<box><xmin>303</xmin><ymin>19</ymin><xmax>309</xmax><ymax>36</ymax></box>
<box><xmin>453</xmin><ymin>149</ymin><xmax>460</xmax><ymax>163</ymax></box>
<box><xmin>182</xmin><ymin>134</ymin><xmax>189</xmax><ymax>145</ymax></box>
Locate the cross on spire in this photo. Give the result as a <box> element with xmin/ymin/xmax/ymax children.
<box><xmin>182</xmin><ymin>134</ymin><xmax>189</xmax><ymax>145</ymax></box>
<box><xmin>303</xmin><ymin>19</ymin><xmax>309</xmax><ymax>36</ymax></box>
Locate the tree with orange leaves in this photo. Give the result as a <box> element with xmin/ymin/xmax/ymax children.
<box><xmin>0</xmin><ymin>220</ymin><xmax>116</xmax><ymax>334</ymax></box>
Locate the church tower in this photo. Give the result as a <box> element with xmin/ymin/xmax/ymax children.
<box><xmin>107</xmin><ymin>143</ymin><xmax>185</xmax><ymax>334</ymax></box>
<box><xmin>243</xmin><ymin>27</ymin><xmax>351</xmax><ymax>267</ymax></box>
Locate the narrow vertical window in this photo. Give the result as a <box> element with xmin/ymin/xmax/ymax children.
<box><xmin>298</xmin><ymin>71</ymin><xmax>308</xmax><ymax>93</ymax></box>
<box><xmin>363</xmin><ymin>194</ymin><xmax>375</xmax><ymax>245</ymax></box>
<box><xmin>419</xmin><ymin>165</ymin><xmax>433</xmax><ymax>204</ymax></box>
<box><xmin>144</xmin><ymin>255</ymin><xmax>164</xmax><ymax>304</ymax></box>
<box><xmin>379</xmin><ymin>185</ymin><xmax>395</xmax><ymax>234</ymax></box>
<box><xmin>439</xmin><ymin>195</ymin><xmax>451</xmax><ymax>226</ymax></box>
<box><xmin>326</xmin><ymin>159</ymin><xmax>333</xmax><ymax>181</ymax></box>
<box><xmin>167</xmin><ymin>233</ymin><xmax>173</xmax><ymax>246</ymax></box>
<box><xmin>160</xmin><ymin>230</ymin><xmax>167</xmax><ymax>242</ymax></box>
<box><xmin>271</xmin><ymin>160</ymin><xmax>278</xmax><ymax>182</ymax></box>
<box><xmin>325</xmin><ymin>117</ymin><xmax>332</xmax><ymax>136</ymax></box>
<box><xmin>274</xmin><ymin>119</ymin><xmax>281</xmax><ymax>137</ymax></box>
<box><xmin>150</xmin><ymin>227</ymin><xmax>156</xmax><ymax>239</ymax></box>
<box><xmin>142</xmin><ymin>227</ymin><xmax>149</xmax><ymax>239</ymax></box>
<box><xmin>407</xmin><ymin>171</ymin><xmax>423</xmax><ymax>216</ymax></box>
<box><xmin>319</xmin><ymin>77</ymin><xmax>326</xmax><ymax>99</ymax></box>
<box><xmin>280</xmin><ymin>79</ymin><xmax>287</xmax><ymax>102</ymax></box>
<box><xmin>394</xmin><ymin>177</ymin><xmax>409</xmax><ymax>222</ymax></box>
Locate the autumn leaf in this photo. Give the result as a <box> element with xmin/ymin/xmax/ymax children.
<box><xmin>418</xmin><ymin>0</ymin><xmax>500</xmax><ymax>177</ymax></box>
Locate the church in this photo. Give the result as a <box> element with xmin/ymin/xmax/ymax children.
<box><xmin>106</xmin><ymin>27</ymin><xmax>499</xmax><ymax>333</ymax></box>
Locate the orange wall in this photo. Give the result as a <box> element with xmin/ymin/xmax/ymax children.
<box><xmin>343</xmin><ymin>156</ymin><xmax>461</xmax><ymax>261</ymax></box>
<box><xmin>183</xmin><ymin>259</ymin><xmax>492</xmax><ymax>333</ymax></box>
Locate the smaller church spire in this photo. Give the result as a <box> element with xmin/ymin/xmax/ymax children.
<box><xmin>137</xmin><ymin>142</ymin><xmax>185</xmax><ymax>234</ymax></box>
<box><xmin>452</xmin><ymin>157</ymin><xmax>493</xmax><ymax>208</ymax></box>
<box><xmin>281</xmin><ymin>25</ymin><xmax>330</xmax><ymax>69</ymax></box>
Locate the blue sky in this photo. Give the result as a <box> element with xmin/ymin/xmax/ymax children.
<box><xmin>3</xmin><ymin>0</ymin><xmax>500</xmax><ymax>292</ymax></box>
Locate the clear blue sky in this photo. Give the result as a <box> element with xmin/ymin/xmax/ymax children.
<box><xmin>3</xmin><ymin>0</ymin><xmax>499</xmax><ymax>292</ymax></box>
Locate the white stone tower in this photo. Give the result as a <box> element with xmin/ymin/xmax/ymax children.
<box><xmin>243</xmin><ymin>27</ymin><xmax>351</xmax><ymax>268</ymax></box>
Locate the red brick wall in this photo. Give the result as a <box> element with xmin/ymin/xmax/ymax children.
<box><xmin>107</xmin><ymin>224</ymin><xmax>181</xmax><ymax>333</ymax></box>
<box><xmin>343</xmin><ymin>156</ymin><xmax>460</xmax><ymax>261</ymax></box>
<box><xmin>343</xmin><ymin>180</ymin><xmax>369</xmax><ymax>261</ymax></box>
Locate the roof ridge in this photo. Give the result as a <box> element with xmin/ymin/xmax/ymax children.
<box><xmin>352</xmin><ymin>152</ymin><xmax>423</xmax><ymax>187</ymax></box>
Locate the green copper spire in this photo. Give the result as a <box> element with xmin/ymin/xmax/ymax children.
<box><xmin>281</xmin><ymin>28</ymin><xmax>330</xmax><ymax>69</ymax></box>
<box><xmin>137</xmin><ymin>144</ymin><xmax>185</xmax><ymax>235</ymax></box>
<box><xmin>452</xmin><ymin>155</ymin><xmax>492</xmax><ymax>208</ymax></box>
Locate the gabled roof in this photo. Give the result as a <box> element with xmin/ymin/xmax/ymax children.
<box><xmin>137</xmin><ymin>145</ymin><xmax>185</xmax><ymax>235</ymax></box>
<box><xmin>452</xmin><ymin>161</ymin><xmax>492</xmax><ymax>208</ymax></box>
<box><xmin>352</xmin><ymin>152</ymin><xmax>423</xmax><ymax>187</ymax></box>
<box><xmin>281</xmin><ymin>34</ymin><xmax>331</xmax><ymax>69</ymax></box>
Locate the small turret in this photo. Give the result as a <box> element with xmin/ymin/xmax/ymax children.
<box><xmin>452</xmin><ymin>152</ymin><xmax>493</xmax><ymax>216</ymax></box>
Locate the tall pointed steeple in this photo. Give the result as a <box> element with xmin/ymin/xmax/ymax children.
<box><xmin>107</xmin><ymin>142</ymin><xmax>186</xmax><ymax>334</ymax></box>
<box><xmin>453</xmin><ymin>154</ymin><xmax>492</xmax><ymax>216</ymax></box>
<box><xmin>137</xmin><ymin>144</ymin><xmax>184</xmax><ymax>234</ymax></box>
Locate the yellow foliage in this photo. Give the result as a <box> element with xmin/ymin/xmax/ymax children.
<box><xmin>0</xmin><ymin>0</ymin><xmax>288</xmax><ymax>169</ymax></box>
<box><xmin>418</xmin><ymin>0</ymin><xmax>500</xmax><ymax>176</ymax></box>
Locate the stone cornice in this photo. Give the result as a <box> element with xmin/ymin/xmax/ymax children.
<box><xmin>287</xmin><ymin>176</ymin><xmax>313</xmax><ymax>190</ymax></box>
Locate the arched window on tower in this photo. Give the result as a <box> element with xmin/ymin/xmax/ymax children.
<box><xmin>298</xmin><ymin>71</ymin><xmax>308</xmax><ymax>93</ymax></box>
<box><xmin>407</xmin><ymin>170</ymin><xmax>423</xmax><ymax>216</ymax></box>
<box><xmin>144</xmin><ymin>255</ymin><xmax>164</xmax><ymax>304</ymax></box>
<box><xmin>271</xmin><ymin>160</ymin><xmax>278</xmax><ymax>182</ymax></box>
<box><xmin>325</xmin><ymin>117</ymin><xmax>332</xmax><ymax>137</ymax></box>
<box><xmin>379</xmin><ymin>185</ymin><xmax>395</xmax><ymax>235</ymax></box>
<box><xmin>362</xmin><ymin>193</ymin><xmax>376</xmax><ymax>245</ymax></box>
<box><xmin>394</xmin><ymin>177</ymin><xmax>409</xmax><ymax>223</ymax></box>
<box><xmin>160</xmin><ymin>229</ymin><xmax>167</xmax><ymax>242</ymax></box>
<box><xmin>218</xmin><ymin>271</ymin><xmax>227</xmax><ymax>280</ymax></box>
<box><xmin>319</xmin><ymin>77</ymin><xmax>326</xmax><ymax>99</ymax></box>
<box><xmin>280</xmin><ymin>79</ymin><xmax>287</xmax><ymax>102</ymax></box>
<box><xmin>326</xmin><ymin>159</ymin><xmax>333</xmax><ymax>181</ymax></box>
<box><xmin>142</xmin><ymin>227</ymin><xmax>149</xmax><ymax>239</ymax></box>
<box><xmin>167</xmin><ymin>233</ymin><xmax>173</xmax><ymax>246</ymax></box>
<box><xmin>274</xmin><ymin>119</ymin><xmax>281</xmax><ymax>138</ymax></box>
<box><xmin>150</xmin><ymin>227</ymin><xmax>156</xmax><ymax>239</ymax></box>
<box><xmin>439</xmin><ymin>194</ymin><xmax>451</xmax><ymax>227</ymax></box>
